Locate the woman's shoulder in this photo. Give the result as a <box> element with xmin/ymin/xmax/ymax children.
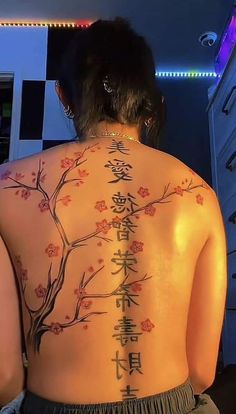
<box><xmin>154</xmin><ymin>149</ymin><xmax>212</xmax><ymax>191</ymax></box>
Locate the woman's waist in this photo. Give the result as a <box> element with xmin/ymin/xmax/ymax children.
<box><xmin>26</xmin><ymin>353</ymin><xmax>189</xmax><ymax>404</ymax></box>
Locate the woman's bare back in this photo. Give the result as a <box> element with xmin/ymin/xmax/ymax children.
<box><xmin>0</xmin><ymin>138</ymin><xmax>216</xmax><ymax>403</ymax></box>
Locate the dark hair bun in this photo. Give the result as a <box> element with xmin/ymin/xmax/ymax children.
<box><xmin>58</xmin><ymin>17</ymin><xmax>166</xmax><ymax>147</ymax></box>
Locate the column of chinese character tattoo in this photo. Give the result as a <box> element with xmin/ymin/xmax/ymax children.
<box><xmin>105</xmin><ymin>141</ymin><xmax>142</xmax><ymax>399</ymax></box>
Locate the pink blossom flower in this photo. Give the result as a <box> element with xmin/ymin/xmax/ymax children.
<box><xmin>131</xmin><ymin>282</ymin><xmax>142</xmax><ymax>292</ymax></box>
<box><xmin>137</xmin><ymin>187</ymin><xmax>150</xmax><ymax>198</ymax></box>
<box><xmin>78</xmin><ymin>169</ymin><xmax>89</xmax><ymax>177</ymax></box>
<box><xmin>174</xmin><ymin>186</ymin><xmax>184</xmax><ymax>196</ymax></box>
<box><xmin>15</xmin><ymin>172</ymin><xmax>24</xmax><ymax>180</ymax></box>
<box><xmin>196</xmin><ymin>194</ymin><xmax>204</xmax><ymax>205</ymax></box>
<box><xmin>130</xmin><ymin>241</ymin><xmax>144</xmax><ymax>254</ymax></box>
<box><xmin>75</xmin><ymin>180</ymin><xmax>84</xmax><ymax>187</ymax></box>
<box><xmin>35</xmin><ymin>284</ymin><xmax>47</xmax><ymax>298</ymax></box>
<box><xmin>39</xmin><ymin>199</ymin><xmax>50</xmax><ymax>212</ymax></box>
<box><xmin>31</xmin><ymin>171</ymin><xmax>36</xmax><ymax>183</ymax></box>
<box><xmin>40</xmin><ymin>174</ymin><xmax>46</xmax><ymax>183</ymax></box>
<box><xmin>81</xmin><ymin>300</ymin><xmax>93</xmax><ymax>310</ymax></box>
<box><xmin>141</xmin><ymin>318</ymin><xmax>155</xmax><ymax>332</ymax></box>
<box><xmin>112</xmin><ymin>216</ymin><xmax>122</xmax><ymax>228</ymax></box>
<box><xmin>88</xmin><ymin>266</ymin><xmax>94</xmax><ymax>272</ymax></box>
<box><xmin>15</xmin><ymin>256</ymin><xmax>28</xmax><ymax>281</ymax></box>
<box><xmin>0</xmin><ymin>170</ymin><xmax>11</xmax><ymax>180</ymax></box>
<box><xmin>45</xmin><ymin>243</ymin><xmax>60</xmax><ymax>257</ymax></box>
<box><xmin>144</xmin><ymin>205</ymin><xmax>156</xmax><ymax>216</ymax></box>
<box><xmin>98</xmin><ymin>258</ymin><xmax>104</xmax><ymax>264</ymax></box>
<box><xmin>20</xmin><ymin>268</ymin><xmax>28</xmax><ymax>281</ymax></box>
<box><xmin>96</xmin><ymin>219</ymin><xmax>111</xmax><ymax>234</ymax></box>
<box><xmin>50</xmin><ymin>322</ymin><xmax>63</xmax><ymax>335</ymax></box>
<box><xmin>21</xmin><ymin>189</ymin><xmax>31</xmax><ymax>200</ymax></box>
<box><xmin>95</xmin><ymin>200</ymin><xmax>108</xmax><ymax>212</ymax></box>
<box><xmin>59</xmin><ymin>195</ymin><xmax>71</xmax><ymax>206</ymax></box>
<box><xmin>15</xmin><ymin>255</ymin><xmax>22</xmax><ymax>267</ymax></box>
<box><xmin>61</xmin><ymin>157</ymin><xmax>74</xmax><ymax>169</ymax></box>
<box><xmin>74</xmin><ymin>287</ymin><xmax>87</xmax><ymax>299</ymax></box>
<box><xmin>74</xmin><ymin>151</ymin><xmax>83</xmax><ymax>158</ymax></box>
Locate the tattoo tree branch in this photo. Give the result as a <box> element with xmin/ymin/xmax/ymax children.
<box><xmin>3</xmin><ymin>143</ymin><xmax>114</xmax><ymax>351</ymax></box>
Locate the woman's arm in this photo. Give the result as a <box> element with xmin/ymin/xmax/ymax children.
<box><xmin>186</xmin><ymin>189</ymin><xmax>227</xmax><ymax>393</ymax></box>
<box><xmin>0</xmin><ymin>233</ymin><xmax>24</xmax><ymax>406</ymax></box>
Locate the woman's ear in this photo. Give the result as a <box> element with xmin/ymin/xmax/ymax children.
<box><xmin>55</xmin><ymin>81</ymin><xmax>68</xmax><ymax>107</ymax></box>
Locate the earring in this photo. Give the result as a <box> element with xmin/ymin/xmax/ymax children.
<box><xmin>103</xmin><ymin>75</ymin><xmax>113</xmax><ymax>93</ymax></box>
<box><xmin>144</xmin><ymin>117</ymin><xmax>152</xmax><ymax>127</ymax></box>
<box><xmin>64</xmin><ymin>105</ymin><xmax>74</xmax><ymax>119</ymax></box>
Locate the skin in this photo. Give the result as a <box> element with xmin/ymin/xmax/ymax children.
<box><xmin>0</xmin><ymin>124</ymin><xmax>227</xmax><ymax>404</ymax></box>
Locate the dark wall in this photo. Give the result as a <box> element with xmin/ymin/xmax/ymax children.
<box><xmin>158</xmin><ymin>78</ymin><xmax>214</xmax><ymax>186</ymax></box>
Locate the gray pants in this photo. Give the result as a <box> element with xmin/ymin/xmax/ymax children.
<box><xmin>21</xmin><ymin>378</ymin><xmax>220</xmax><ymax>414</ymax></box>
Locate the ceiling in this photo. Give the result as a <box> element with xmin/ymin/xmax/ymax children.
<box><xmin>0</xmin><ymin>0</ymin><xmax>234</xmax><ymax>71</ymax></box>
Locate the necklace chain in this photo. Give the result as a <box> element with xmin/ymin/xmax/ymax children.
<box><xmin>90</xmin><ymin>131</ymin><xmax>141</xmax><ymax>144</ymax></box>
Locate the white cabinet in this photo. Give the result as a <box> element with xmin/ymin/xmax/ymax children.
<box><xmin>217</xmin><ymin>129</ymin><xmax>236</xmax><ymax>205</ymax></box>
<box><xmin>208</xmin><ymin>45</ymin><xmax>236</xmax><ymax>366</ymax></box>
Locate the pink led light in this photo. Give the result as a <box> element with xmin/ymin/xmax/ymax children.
<box><xmin>0</xmin><ymin>21</ymin><xmax>92</xmax><ymax>28</ymax></box>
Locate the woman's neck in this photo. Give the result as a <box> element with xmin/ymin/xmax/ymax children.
<box><xmin>85</xmin><ymin>121</ymin><xmax>141</xmax><ymax>143</ymax></box>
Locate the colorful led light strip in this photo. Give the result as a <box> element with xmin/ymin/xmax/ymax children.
<box><xmin>0</xmin><ymin>23</ymin><xmax>221</xmax><ymax>79</ymax></box>
<box><xmin>156</xmin><ymin>71</ymin><xmax>218</xmax><ymax>78</ymax></box>
<box><xmin>0</xmin><ymin>22</ymin><xmax>90</xmax><ymax>28</ymax></box>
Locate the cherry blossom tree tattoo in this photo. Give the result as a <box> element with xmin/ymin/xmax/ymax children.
<box><xmin>1</xmin><ymin>142</ymin><xmax>209</xmax><ymax>352</ymax></box>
